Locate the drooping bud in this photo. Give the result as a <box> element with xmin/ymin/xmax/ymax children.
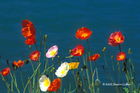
<box><xmin>82</xmin><ymin>65</ymin><xmax>87</xmax><ymax>69</ymax></box>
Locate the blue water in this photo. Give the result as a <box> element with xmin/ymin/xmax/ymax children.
<box><xmin>0</xmin><ymin>0</ymin><xmax>140</xmax><ymax>93</ymax></box>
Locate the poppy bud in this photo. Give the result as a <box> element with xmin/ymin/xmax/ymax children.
<box><xmin>12</xmin><ymin>63</ymin><xmax>18</xmax><ymax>70</ymax></box>
<box><xmin>102</xmin><ymin>65</ymin><xmax>105</xmax><ymax>70</ymax></box>
<box><xmin>102</xmin><ymin>47</ymin><xmax>106</xmax><ymax>52</ymax></box>
<box><xmin>81</xmin><ymin>68</ymin><xmax>83</xmax><ymax>72</ymax></box>
<box><xmin>0</xmin><ymin>55</ymin><xmax>1</xmax><ymax>59</ymax></box>
<box><xmin>82</xmin><ymin>65</ymin><xmax>87</xmax><ymax>69</ymax></box>
<box><xmin>111</xmin><ymin>55</ymin><xmax>113</xmax><ymax>60</ymax></box>
<box><xmin>76</xmin><ymin>58</ymin><xmax>79</xmax><ymax>62</ymax></box>
<box><xmin>128</xmin><ymin>48</ymin><xmax>132</xmax><ymax>54</ymax></box>
<box><xmin>29</xmin><ymin>45</ymin><xmax>31</xmax><ymax>50</ymax></box>
<box><xmin>46</xmin><ymin>74</ymin><xmax>49</xmax><ymax>77</ymax></box>
<box><xmin>25</xmin><ymin>59</ymin><xmax>29</xmax><ymax>64</ymax></box>
<box><xmin>76</xmin><ymin>71</ymin><xmax>79</xmax><ymax>75</ymax></box>
<box><xmin>45</xmin><ymin>35</ymin><xmax>47</xmax><ymax>40</ymax></box>
<box><xmin>69</xmin><ymin>49</ymin><xmax>71</xmax><ymax>54</ymax></box>
<box><xmin>7</xmin><ymin>60</ymin><xmax>9</xmax><ymax>67</ymax></box>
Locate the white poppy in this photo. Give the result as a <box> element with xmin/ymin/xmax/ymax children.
<box><xmin>39</xmin><ymin>75</ymin><xmax>51</xmax><ymax>92</ymax></box>
<box><xmin>55</xmin><ymin>62</ymin><xmax>69</xmax><ymax>78</ymax></box>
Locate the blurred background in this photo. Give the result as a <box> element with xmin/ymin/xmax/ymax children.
<box><xmin>0</xmin><ymin>0</ymin><xmax>140</xmax><ymax>92</ymax></box>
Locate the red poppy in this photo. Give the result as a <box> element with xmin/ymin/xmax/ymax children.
<box><xmin>76</xmin><ymin>27</ymin><xmax>92</xmax><ymax>40</ymax></box>
<box><xmin>116</xmin><ymin>52</ymin><xmax>126</xmax><ymax>61</ymax></box>
<box><xmin>88</xmin><ymin>54</ymin><xmax>100</xmax><ymax>61</ymax></box>
<box><xmin>70</xmin><ymin>45</ymin><xmax>84</xmax><ymax>56</ymax></box>
<box><xmin>48</xmin><ymin>78</ymin><xmax>61</xmax><ymax>92</ymax></box>
<box><xmin>25</xmin><ymin>35</ymin><xmax>36</xmax><ymax>45</ymax></box>
<box><xmin>108</xmin><ymin>31</ymin><xmax>124</xmax><ymax>46</ymax></box>
<box><xmin>29</xmin><ymin>50</ymin><xmax>40</xmax><ymax>61</ymax></box>
<box><xmin>22</xmin><ymin>20</ymin><xmax>36</xmax><ymax>37</ymax></box>
<box><xmin>13</xmin><ymin>60</ymin><xmax>25</xmax><ymax>67</ymax></box>
<box><xmin>1</xmin><ymin>67</ymin><xmax>10</xmax><ymax>76</ymax></box>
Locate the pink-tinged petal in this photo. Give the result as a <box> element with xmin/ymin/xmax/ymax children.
<box><xmin>46</xmin><ymin>45</ymin><xmax>58</xmax><ymax>58</ymax></box>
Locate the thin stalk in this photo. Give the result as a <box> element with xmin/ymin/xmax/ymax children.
<box><xmin>72</xmin><ymin>70</ymin><xmax>78</xmax><ymax>93</ymax></box>
<box><xmin>129</xmin><ymin>54</ymin><xmax>136</xmax><ymax>91</ymax></box>
<box><xmin>1</xmin><ymin>75</ymin><xmax>15</xmax><ymax>93</ymax></box>
<box><xmin>111</xmin><ymin>57</ymin><xmax>118</xmax><ymax>84</ymax></box>
<box><xmin>118</xmin><ymin>44</ymin><xmax>121</xmax><ymax>52</ymax></box>
<box><xmin>129</xmin><ymin>59</ymin><xmax>134</xmax><ymax>92</ymax></box>
<box><xmin>102</xmin><ymin>65</ymin><xmax>119</xmax><ymax>93</ymax></box>
<box><xmin>13</xmin><ymin>71</ymin><xmax>20</xmax><ymax>93</ymax></box>
<box><xmin>117</xmin><ymin>62</ymin><xmax>123</xmax><ymax>92</ymax></box>
<box><xmin>103</xmin><ymin>51</ymin><xmax>113</xmax><ymax>80</ymax></box>
<box><xmin>23</xmin><ymin>63</ymin><xmax>41</xmax><ymax>93</ymax></box>
<box><xmin>19</xmin><ymin>67</ymin><xmax>24</xmax><ymax>89</ymax></box>
<box><xmin>83</xmin><ymin>54</ymin><xmax>92</xmax><ymax>93</ymax></box>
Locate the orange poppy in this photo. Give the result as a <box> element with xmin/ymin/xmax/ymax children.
<box><xmin>25</xmin><ymin>35</ymin><xmax>36</xmax><ymax>45</ymax></box>
<box><xmin>116</xmin><ymin>52</ymin><xmax>126</xmax><ymax>61</ymax></box>
<box><xmin>29</xmin><ymin>50</ymin><xmax>40</xmax><ymax>61</ymax></box>
<box><xmin>13</xmin><ymin>60</ymin><xmax>25</xmax><ymax>67</ymax></box>
<box><xmin>1</xmin><ymin>67</ymin><xmax>10</xmax><ymax>76</ymax></box>
<box><xmin>22</xmin><ymin>20</ymin><xmax>36</xmax><ymax>37</ymax></box>
<box><xmin>70</xmin><ymin>45</ymin><xmax>84</xmax><ymax>56</ymax></box>
<box><xmin>76</xmin><ymin>27</ymin><xmax>92</xmax><ymax>40</ymax></box>
<box><xmin>108</xmin><ymin>31</ymin><xmax>124</xmax><ymax>46</ymax></box>
<box><xmin>88</xmin><ymin>54</ymin><xmax>100</xmax><ymax>61</ymax></box>
<box><xmin>48</xmin><ymin>78</ymin><xmax>61</xmax><ymax>91</ymax></box>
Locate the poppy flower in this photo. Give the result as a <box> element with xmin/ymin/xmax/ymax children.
<box><xmin>13</xmin><ymin>60</ymin><xmax>25</xmax><ymax>67</ymax></box>
<box><xmin>22</xmin><ymin>20</ymin><xmax>36</xmax><ymax>37</ymax></box>
<box><xmin>48</xmin><ymin>78</ymin><xmax>61</xmax><ymax>91</ymax></box>
<box><xmin>39</xmin><ymin>75</ymin><xmax>51</xmax><ymax>92</ymax></box>
<box><xmin>70</xmin><ymin>45</ymin><xmax>84</xmax><ymax>56</ymax></box>
<box><xmin>55</xmin><ymin>62</ymin><xmax>69</xmax><ymax>78</ymax></box>
<box><xmin>88</xmin><ymin>54</ymin><xmax>100</xmax><ymax>61</ymax></box>
<box><xmin>108</xmin><ymin>31</ymin><xmax>124</xmax><ymax>46</ymax></box>
<box><xmin>46</xmin><ymin>45</ymin><xmax>58</xmax><ymax>58</ymax></box>
<box><xmin>116</xmin><ymin>52</ymin><xmax>126</xmax><ymax>61</ymax></box>
<box><xmin>69</xmin><ymin>62</ymin><xmax>79</xmax><ymax>69</ymax></box>
<box><xmin>25</xmin><ymin>35</ymin><xmax>36</xmax><ymax>45</ymax></box>
<box><xmin>29</xmin><ymin>50</ymin><xmax>40</xmax><ymax>61</ymax></box>
<box><xmin>76</xmin><ymin>27</ymin><xmax>92</xmax><ymax>40</ymax></box>
<box><xmin>1</xmin><ymin>67</ymin><xmax>10</xmax><ymax>76</ymax></box>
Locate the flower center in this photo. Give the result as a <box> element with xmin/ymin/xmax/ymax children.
<box><xmin>82</xmin><ymin>33</ymin><xmax>88</xmax><ymax>37</ymax></box>
<box><xmin>61</xmin><ymin>68</ymin><xmax>66</xmax><ymax>74</ymax></box>
<box><xmin>115</xmin><ymin>37</ymin><xmax>121</xmax><ymax>42</ymax></box>
<box><xmin>50</xmin><ymin>50</ymin><xmax>56</xmax><ymax>56</ymax></box>
<box><xmin>33</xmin><ymin>54</ymin><xmax>38</xmax><ymax>58</ymax></box>
<box><xmin>75</xmin><ymin>50</ymin><xmax>82</xmax><ymax>55</ymax></box>
<box><xmin>120</xmin><ymin>55</ymin><xmax>124</xmax><ymax>60</ymax></box>
<box><xmin>44</xmin><ymin>79</ymin><xmax>50</xmax><ymax>87</ymax></box>
<box><xmin>3</xmin><ymin>71</ymin><xmax>7</xmax><ymax>75</ymax></box>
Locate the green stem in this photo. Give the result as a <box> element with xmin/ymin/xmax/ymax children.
<box><xmin>23</xmin><ymin>63</ymin><xmax>41</xmax><ymax>93</ymax></box>
<box><xmin>118</xmin><ymin>44</ymin><xmax>121</xmax><ymax>52</ymax></box>
<box><xmin>111</xmin><ymin>57</ymin><xmax>118</xmax><ymax>84</ymax></box>
<box><xmin>13</xmin><ymin>71</ymin><xmax>20</xmax><ymax>93</ymax></box>
<box><xmin>83</xmin><ymin>54</ymin><xmax>93</xmax><ymax>93</ymax></box>
<box><xmin>19</xmin><ymin>67</ymin><xmax>24</xmax><ymax>89</ymax></box>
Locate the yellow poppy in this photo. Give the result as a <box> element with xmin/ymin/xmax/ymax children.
<box><xmin>69</xmin><ymin>62</ymin><xmax>79</xmax><ymax>69</ymax></box>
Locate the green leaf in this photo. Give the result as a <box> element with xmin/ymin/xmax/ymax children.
<box><xmin>123</xmin><ymin>87</ymin><xmax>129</xmax><ymax>93</ymax></box>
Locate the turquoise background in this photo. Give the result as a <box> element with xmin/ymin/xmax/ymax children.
<box><xmin>0</xmin><ymin>0</ymin><xmax>140</xmax><ymax>92</ymax></box>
